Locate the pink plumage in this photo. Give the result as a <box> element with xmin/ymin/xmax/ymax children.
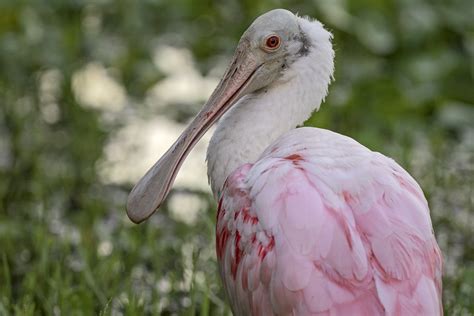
<box><xmin>126</xmin><ymin>9</ymin><xmax>443</xmax><ymax>316</ymax></box>
<box><xmin>216</xmin><ymin>128</ymin><xmax>442</xmax><ymax>316</ymax></box>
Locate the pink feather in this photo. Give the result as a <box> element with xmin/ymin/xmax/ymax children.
<box><xmin>216</xmin><ymin>128</ymin><xmax>442</xmax><ymax>316</ymax></box>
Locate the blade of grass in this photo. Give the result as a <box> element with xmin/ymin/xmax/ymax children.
<box><xmin>2</xmin><ymin>252</ymin><xmax>12</xmax><ymax>306</ymax></box>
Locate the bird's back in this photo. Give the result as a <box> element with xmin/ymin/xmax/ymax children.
<box><xmin>216</xmin><ymin>127</ymin><xmax>442</xmax><ymax>316</ymax></box>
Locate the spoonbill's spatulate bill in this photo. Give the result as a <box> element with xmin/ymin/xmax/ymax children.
<box><xmin>127</xmin><ymin>9</ymin><xmax>442</xmax><ymax>315</ymax></box>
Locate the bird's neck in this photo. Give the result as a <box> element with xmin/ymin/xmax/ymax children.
<box><xmin>206</xmin><ymin>23</ymin><xmax>334</xmax><ymax>197</ymax></box>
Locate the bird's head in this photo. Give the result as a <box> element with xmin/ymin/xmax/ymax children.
<box><xmin>214</xmin><ymin>9</ymin><xmax>332</xmax><ymax>98</ymax></box>
<box><xmin>127</xmin><ymin>9</ymin><xmax>334</xmax><ymax>223</ymax></box>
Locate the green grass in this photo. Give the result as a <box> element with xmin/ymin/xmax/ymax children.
<box><xmin>0</xmin><ymin>188</ymin><xmax>232</xmax><ymax>315</ymax></box>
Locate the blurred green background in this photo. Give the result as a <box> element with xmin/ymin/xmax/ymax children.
<box><xmin>0</xmin><ymin>0</ymin><xmax>473</xmax><ymax>315</ymax></box>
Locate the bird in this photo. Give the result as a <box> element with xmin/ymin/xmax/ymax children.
<box><xmin>126</xmin><ymin>9</ymin><xmax>443</xmax><ymax>316</ymax></box>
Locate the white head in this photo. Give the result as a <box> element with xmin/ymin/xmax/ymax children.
<box><xmin>208</xmin><ymin>9</ymin><xmax>334</xmax><ymax>100</ymax></box>
<box><xmin>127</xmin><ymin>9</ymin><xmax>334</xmax><ymax>223</ymax></box>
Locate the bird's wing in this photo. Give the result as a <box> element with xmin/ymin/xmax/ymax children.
<box><xmin>216</xmin><ymin>127</ymin><xmax>442</xmax><ymax>316</ymax></box>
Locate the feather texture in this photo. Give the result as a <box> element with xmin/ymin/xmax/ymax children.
<box><xmin>216</xmin><ymin>127</ymin><xmax>442</xmax><ymax>316</ymax></box>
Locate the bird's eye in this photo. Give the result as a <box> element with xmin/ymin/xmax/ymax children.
<box><xmin>263</xmin><ymin>35</ymin><xmax>281</xmax><ymax>52</ymax></box>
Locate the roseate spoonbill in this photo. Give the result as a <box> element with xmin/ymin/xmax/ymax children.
<box><xmin>127</xmin><ymin>9</ymin><xmax>443</xmax><ymax>315</ymax></box>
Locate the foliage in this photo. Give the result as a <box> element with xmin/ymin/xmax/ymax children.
<box><xmin>0</xmin><ymin>0</ymin><xmax>473</xmax><ymax>315</ymax></box>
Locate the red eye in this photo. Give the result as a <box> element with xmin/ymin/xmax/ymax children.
<box><xmin>264</xmin><ymin>35</ymin><xmax>281</xmax><ymax>51</ymax></box>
